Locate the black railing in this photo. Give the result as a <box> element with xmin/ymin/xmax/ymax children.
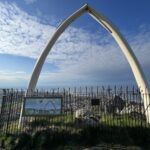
<box><xmin>0</xmin><ymin>86</ymin><xmax>150</xmax><ymax>136</ymax></box>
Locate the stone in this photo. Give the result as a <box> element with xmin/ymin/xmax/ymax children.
<box><xmin>75</xmin><ymin>108</ymin><xmax>93</xmax><ymax>119</ymax></box>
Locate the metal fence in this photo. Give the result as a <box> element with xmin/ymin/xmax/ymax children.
<box><xmin>0</xmin><ymin>86</ymin><xmax>150</xmax><ymax>136</ymax></box>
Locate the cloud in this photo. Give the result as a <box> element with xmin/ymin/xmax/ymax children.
<box><xmin>0</xmin><ymin>1</ymin><xmax>150</xmax><ymax>86</ymax></box>
<box><xmin>0</xmin><ymin>70</ymin><xmax>28</xmax><ymax>83</ymax></box>
<box><xmin>0</xmin><ymin>1</ymin><xmax>55</xmax><ymax>59</ymax></box>
<box><xmin>24</xmin><ymin>0</ymin><xmax>37</xmax><ymax>4</ymax></box>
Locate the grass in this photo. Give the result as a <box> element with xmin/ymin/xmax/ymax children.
<box><xmin>1</xmin><ymin>113</ymin><xmax>150</xmax><ymax>149</ymax></box>
<box><xmin>1</xmin><ymin>126</ymin><xmax>150</xmax><ymax>150</ymax></box>
<box><xmin>101</xmin><ymin>113</ymin><xmax>149</xmax><ymax>127</ymax></box>
<box><xmin>2</xmin><ymin>113</ymin><xmax>150</xmax><ymax>135</ymax></box>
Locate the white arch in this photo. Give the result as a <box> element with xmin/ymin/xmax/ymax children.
<box><xmin>26</xmin><ymin>4</ymin><xmax>150</xmax><ymax>122</ymax></box>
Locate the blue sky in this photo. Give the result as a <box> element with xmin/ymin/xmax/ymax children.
<box><xmin>0</xmin><ymin>0</ymin><xmax>150</xmax><ymax>88</ymax></box>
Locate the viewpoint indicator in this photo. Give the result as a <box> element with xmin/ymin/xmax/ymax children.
<box><xmin>23</xmin><ymin>97</ymin><xmax>62</xmax><ymax>116</ymax></box>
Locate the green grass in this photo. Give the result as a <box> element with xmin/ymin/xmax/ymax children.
<box><xmin>1</xmin><ymin>113</ymin><xmax>150</xmax><ymax>149</ymax></box>
<box><xmin>3</xmin><ymin>113</ymin><xmax>150</xmax><ymax>135</ymax></box>
<box><xmin>1</xmin><ymin>126</ymin><xmax>150</xmax><ymax>150</ymax></box>
<box><xmin>101</xmin><ymin>114</ymin><xmax>149</xmax><ymax>127</ymax></box>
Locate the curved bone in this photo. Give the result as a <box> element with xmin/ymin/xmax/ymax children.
<box><xmin>26</xmin><ymin>4</ymin><xmax>150</xmax><ymax>122</ymax></box>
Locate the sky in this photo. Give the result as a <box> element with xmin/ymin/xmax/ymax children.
<box><xmin>0</xmin><ymin>0</ymin><xmax>150</xmax><ymax>88</ymax></box>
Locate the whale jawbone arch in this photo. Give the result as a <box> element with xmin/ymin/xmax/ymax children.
<box><xmin>26</xmin><ymin>4</ymin><xmax>150</xmax><ymax>123</ymax></box>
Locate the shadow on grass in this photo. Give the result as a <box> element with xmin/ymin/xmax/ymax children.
<box><xmin>1</xmin><ymin>125</ymin><xmax>150</xmax><ymax>150</ymax></box>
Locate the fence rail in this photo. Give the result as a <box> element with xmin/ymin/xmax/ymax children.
<box><xmin>0</xmin><ymin>86</ymin><xmax>150</xmax><ymax>136</ymax></box>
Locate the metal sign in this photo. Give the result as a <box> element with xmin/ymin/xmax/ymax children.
<box><xmin>91</xmin><ymin>98</ymin><xmax>100</xmax><ymax>106</ymax></box>
<box><xmin>23</xmin><ymin>96</ymin><xmax>62</xmax><ymax>116</ymax></box>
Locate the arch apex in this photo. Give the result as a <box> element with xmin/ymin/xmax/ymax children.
<box><xmin>81</xmin><ymin>3</ymin><xmax>89</xmax><ymax>11</ymax></box>
<box><xmin>83</xmin><ymin>3</ymin><xmax>89</xmax><ymax>9</ymax></box>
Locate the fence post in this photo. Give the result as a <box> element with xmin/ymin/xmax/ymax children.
<box><xmin>0</xmin><ymin>89</ymin><xmax>7</xmax><ymax>134</ymax></box>
<box><xmin>5</xmin><ymin>90</ymin><xmax>13</xmax><ymax>134</ymax></box>
<box><xmin>0</xmin><ymin>89</ymin><xmax>6</xmax><ymax>135</ymax></box>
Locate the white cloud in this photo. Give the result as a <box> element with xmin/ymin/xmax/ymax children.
<box><xmin>0</xmin><ymin>1</ymin><xmax>150</xmax><ymax>86</ymax></box>
<box><xmin>0</xmin><ymin>70</ymin><xmax>29</xmax><ymax>82</ymax></box>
